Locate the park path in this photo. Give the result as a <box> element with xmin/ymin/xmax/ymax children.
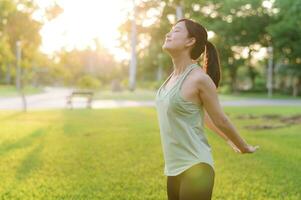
<box><xmin>0</xmin><ymin>87</ymin><xmax>300</xmax><ymax>110</ymax></box>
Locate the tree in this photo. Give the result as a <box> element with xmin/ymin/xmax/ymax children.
<box><xmin>267</xmin><ymin>0</ymin><xmax>301</xmax><ymax>96</ymax></box>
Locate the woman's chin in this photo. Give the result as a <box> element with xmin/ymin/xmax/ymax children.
<box><xmin>162</xmin><ymin>44</ymin><xmax>172</xmax><ymax>51</ymax></box>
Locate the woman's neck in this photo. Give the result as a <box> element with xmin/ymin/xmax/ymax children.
<box><xmin>171</xmin><ymin>53</ymin><xmax>196</xmax><ymax>76</ymax></box>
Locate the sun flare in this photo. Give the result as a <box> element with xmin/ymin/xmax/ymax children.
<box><xmin>36</xmin><ymin>0</ymin><xmax>133</xmax><ymax>61</ymax></box>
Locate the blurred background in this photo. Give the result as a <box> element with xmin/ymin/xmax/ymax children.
<box><xmin>0</xmin><ymin>0</ymin><xmax>300</xmax><ymax>109</ymax></box>
<box><xmin>0</xmin><ymin>1</ymin><xmax>300</xmax><ymax>199</ymax></box>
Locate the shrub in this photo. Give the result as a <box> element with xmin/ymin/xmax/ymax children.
<box><xmin>77</xmin><ymin>75</ymin><xmax>101</xmax><ymax>89</ymax></box>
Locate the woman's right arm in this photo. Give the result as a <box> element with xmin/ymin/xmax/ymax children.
<box><xmin>197</xmin><ymin>74</ymin><xmax>259</xmax><ymax>153</ymax></box>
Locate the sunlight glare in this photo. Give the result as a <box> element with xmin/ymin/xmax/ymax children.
<box><xmin>37</xmin><ymin>0</ymin><xmax>132</xmax><ymax>61</ymax></box>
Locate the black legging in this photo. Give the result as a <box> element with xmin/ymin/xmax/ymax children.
<box><xmin>167</xmin><ymin>162</ymin><xmax>215</xmax><ymax>200</ymax></box>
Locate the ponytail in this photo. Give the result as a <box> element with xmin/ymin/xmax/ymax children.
<box><xmin>204</xmin><ymin>41</ymin><xmax>221</xmax><ymax>88</ymax></box>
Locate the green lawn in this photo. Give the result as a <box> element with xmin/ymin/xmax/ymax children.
<box><xmin>0</xmin><ymin>85</ymin><xmax>43</xmax><ymax>97</ymax></box>
<box><xmin>0</xmin><ymin>106</ymin><xmax>300</xmax><ymax>199</ymax></box>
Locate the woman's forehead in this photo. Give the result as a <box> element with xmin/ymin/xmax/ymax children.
<box><xmin>172</xmin><ymin>21</ymin><xmax>185</xmax><ymax>29</ymax></box>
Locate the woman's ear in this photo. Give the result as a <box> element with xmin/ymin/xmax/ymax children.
<box><xmin>185</xmin><ymin>37</ymin><xmax>196</xmax><ymax>48</ymax></box>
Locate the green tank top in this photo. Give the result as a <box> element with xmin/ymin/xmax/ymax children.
<box><xmin>155</xmin><ymin>63</ymin><xmax>214</xmax><ymax>176</ymax></box>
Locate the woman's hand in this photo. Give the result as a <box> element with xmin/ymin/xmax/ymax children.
<box><xmin>227</xmin><ymin>140</ymin><xmax>260</xmax><ymax>154</ymax></box>
<box><xmin>240</xmin><ymin>144</ymin><xmax>260</xmax><ymax>154</ymax></box>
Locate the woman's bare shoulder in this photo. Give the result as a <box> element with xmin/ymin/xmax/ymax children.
<box><xmin>190</xmin><ymin>67</ymin><xmax>216</xmax><ymax>91</ymax></box>
<box><xmin>190</xmin><ymin>66</ymin><xmax>211</xmax><ymax>81</ymax></box>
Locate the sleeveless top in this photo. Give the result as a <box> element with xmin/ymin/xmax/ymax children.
<box><xmin>155</xmin><ymin>63</ymin><xmax>215</xmax><ymax>176</ymax></box>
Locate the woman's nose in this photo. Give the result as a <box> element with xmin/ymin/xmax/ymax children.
<box><xmin>166</xmin><ymin>31</ymin><xmax>171</xmax><ymax>38</ymax></box>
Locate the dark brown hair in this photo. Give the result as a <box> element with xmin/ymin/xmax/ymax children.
<box><xmin>175</xmin><ymin>18</ymin><xmax>221</xmax><ymax>88</ymax></box>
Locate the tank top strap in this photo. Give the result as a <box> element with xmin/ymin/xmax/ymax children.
<box><xmin>175</xmin><ymin>63</ymin><xmax>199</xmax><ymax>90</ymax></box>
<box><xmin>158</xmin><ymin>63</ymin><xmax>199</xmax><ymax>98</ymax></box>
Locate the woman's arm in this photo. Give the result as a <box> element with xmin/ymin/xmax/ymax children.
<box><xmin>204</xmin><ymin>110</ymin><xmax>228</xmax><ymax>141</ymax></box>
<box><xmin>197</xmin><ymin>74</ymin><xmax>259</xmax><ymax>153</ymax></box>
<box><xmin>204</xmin><ymin>110</ymin><xmax>242</xmax><ymax>153</ymax></box>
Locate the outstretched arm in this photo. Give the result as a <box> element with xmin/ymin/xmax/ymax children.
<box><xmin>204</xmin><ymin>110</ymin><xmax>228</xmax><ymax>141</ymax></box>
<box><xmin>204</xmin><ymin>110</ymin><xmax>242</xmax><ymax>153</ymax></box>
<box><xmin>197</xmin><ymin>74</ymin><xmax>259</xmax><ymax>153</ymax></box>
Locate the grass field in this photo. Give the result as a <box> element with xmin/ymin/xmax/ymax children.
<box><xmin>0</xmin><ymin>106</ymin><xmax>300</xmax><ymax>199</ymax></box>
<box><xmin>0</xmin><ymin>85</ymin><xmax>43</xmax><ymax>97</ymax></box>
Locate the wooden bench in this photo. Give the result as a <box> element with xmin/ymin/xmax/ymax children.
<box><xmin>66</xmin><ymin>90</ymin><xmax>94</xmax><ymax>109</ymax></box>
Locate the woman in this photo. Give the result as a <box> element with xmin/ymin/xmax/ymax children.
<box><xmin>155</xmin><ymin>18</ymin><xmax>259</xmax><ymax>200</ymax></box>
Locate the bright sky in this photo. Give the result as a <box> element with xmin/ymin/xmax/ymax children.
<box><xmin>34</xmin><ymin>0</ymin><xmax>268</xmax><ymax>62</ymax></box>
<box><xmin>34</xmin><ymin>0</ymin><xmax>133</xmax><ymax>61</ymax></box>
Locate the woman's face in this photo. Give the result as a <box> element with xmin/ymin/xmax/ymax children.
<box><xmin>162</xmin><ymin>21</ymin><xmax>194</xmax><ymax>53</ymax></box>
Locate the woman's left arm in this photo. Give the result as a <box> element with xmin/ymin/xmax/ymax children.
<box><xmin>204</xmin><ymin>110</ymin><xmax>228</xmax><ymax>141</ymax></box>
<box><xmin>204</xmin><ymin>110</ymin><xmax>241</xmax><ymax>153</ymax></box>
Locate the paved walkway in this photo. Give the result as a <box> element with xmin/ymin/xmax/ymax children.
<box><xmin>0</xmin><ymin>87</ymin><xmax>300</xmax><ymax>110</ymax></box>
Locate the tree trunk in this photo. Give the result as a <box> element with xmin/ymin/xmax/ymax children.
<box><xmin>248</xmin><ymin>66</ymin><xmax>256</xmax><ymax>90</ymax></box>
<box><xmin>229</xmin><ymin>65</ymin><xmax>238</xmax><ymax>93</ymax></box>
<box><xmin>247</xmin><ymin>49</ymin><xmax>257</xmax><ymax>90</ymax></box>
<box><xmin>292</xmin><ymin>76</ymin><xmax>301</xmax><ymax>97</ymax></box>
<box><xmin>6</xmin><ymin>64</ymin><xmax>11</xmax><ymax>84</ymax></box>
